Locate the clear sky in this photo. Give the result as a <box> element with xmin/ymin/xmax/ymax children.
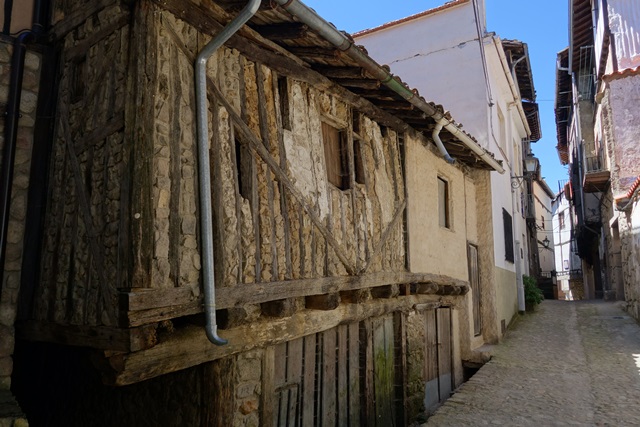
<box><xmin>303</xmin><ymin>0</ymin><xmax>570</xmax><ymax>194</ymax></box>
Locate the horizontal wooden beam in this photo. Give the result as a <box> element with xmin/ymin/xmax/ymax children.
<box><xmin>311</xmin><ymin>66</ymin><xmax>367</xmax><ymax>79</ymax></box>
<box><xmin>16</xmin><ymin>321</ymin><xmax>157</xmax><ymax>352</ymax></box>
<box><xmin>252</xmin><ymin>23</ymin><xmax>309</xmax><ymax>40</ymax></box>
<box><xmin>105</xmin><ymin>294</ymin><xmax>454</xmax><ymax>386</ymax></box>
<box><xmin>333</xmin><ymin>78</ymin><xmax>380</xmax><ymax>90</ymax></box>
<box><xmin>287</xmin><ymin>46</ymin><xmax>341</xmax><ymax>60</ymax></box>
<box><xmin>121</xmin><ymin>272</ymin><xmax>468</xmax><ymax>327</ymax></box>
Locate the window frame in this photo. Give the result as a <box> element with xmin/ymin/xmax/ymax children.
<box><xmin>503</xmin><ymin>208</ymin><xmax>514</xmax><ymax>263</ymax></box>
<box><xmin>438</xmin><ymin>176</ymin><xmax>451</xmax><ymax>229</ymax></box>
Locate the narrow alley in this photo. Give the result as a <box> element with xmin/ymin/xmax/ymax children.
<box><xmin>427</xmin><ymin>301</ymin><xmax>640</xmax><ymax>426</ymax></box>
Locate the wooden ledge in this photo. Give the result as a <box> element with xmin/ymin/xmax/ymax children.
<box><xmin>104</xmin><ymin>293</ymin><xmax>453</xmax><ymax>386</ymax></box>
<box><xmin>120</xmin><ymin>272</ymin><xmax>469</xmax><ymax>327</ymax></box>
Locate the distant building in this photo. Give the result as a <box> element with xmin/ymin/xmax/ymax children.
<box><xmin>552</xmin><ymin>183</ymin><xmax>582</xmax><ymax>300</ymax></box>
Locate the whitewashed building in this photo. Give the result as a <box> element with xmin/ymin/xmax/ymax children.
<box><xmin>355</xmin><ymin>0</ymin><xmax>542</xmax><ymax>329</ymax></box>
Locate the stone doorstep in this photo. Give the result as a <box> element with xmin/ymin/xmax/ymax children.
<box><xmin>464</xmin><ymin>344</ymin><xmax>495</xmax><ymax>366</ymax></box>
<box><xmin>0</xmin><ymin>390</ymin><xmax>27</xmax><ymax>427</ymax></box>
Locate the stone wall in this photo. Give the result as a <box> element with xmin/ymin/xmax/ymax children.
<box><xmin>620</xmin><ymin>202</ymin><xmax>640</xmax><ymax>319</ymax></box>
<box><xmin>604</xmin><ymin>74</ymin><xmax>640</xmax><ymax>194</ymax></box>
<box><xmin>33</xmin><ymin>2</ymin><xmax>131</xmax><ymax>326</ymax></box>
<box><xmin>0</xmin><ymin>40</ymin><xmax>41</xmax><ymax>391</ymax></box>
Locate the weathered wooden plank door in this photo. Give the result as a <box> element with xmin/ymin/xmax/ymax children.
<box><xmin>267</xmin><ymin>324</ymin><xmax>360</xmax><ymax>426</ymax></box>
<box><xmin>424</xmin><ymin>307</ymin><xmax>453</xmax><ymax>412</ymax></box>
<box><xmin>436</xmin><ymin>308</ymin><xmax>453</xmax><ymax>401</ymax></box>
<box><xmin>424</xmin><ymin>309</ymin><xmax>439</xmax><ymax>411</ymax></box>
<box><xmin>468</xmin><ymin>243</ymin><xmax>481</xmax><ymax>336</ymax></box>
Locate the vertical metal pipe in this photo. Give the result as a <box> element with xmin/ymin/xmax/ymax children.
<box><xmin>195</xmin><ymin>0</ymin><xmax>260</xmax><ymax>345</ymax></box>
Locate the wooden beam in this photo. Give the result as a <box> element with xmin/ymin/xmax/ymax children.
<box><xmin>104</xmin><ymin>294</ymin><xmax>450</xmax><ymax>385</ymax></box>
<box><xmin>252</xmin><ymin>23</ymin><xmax>309</xmax><ymax>40</ymax></box>
<box><xmin>287</xmin><ymin>46</ymin><xmax>341</xmax><ymax>60</ymax></box>
<box><xmin>333</xmin><ymin>78</ymin><xmax>380</xmax><ymax>90</ymax></box>
<box><xmin>52</xmin><ymin>0</ymin><xmax>119</xmax><ymax>40</ymax></box>
<box><xmin>121</xmin><ymin>271</ymin><xmax>469</xmax><ymax>327</ymax></box>
<box><xmin>16</xmin><ymin>321</ymin><xmax>157</xmax><ymax>352</ymax></box>
<box><xmin>311</xmin><ymin>66</ymin><xmax>366</xmax><ymax>79</ymax></box>
<box><xmin>370</xmin><ymin>100</ymin><xmax>415</xmax><ymax>111</ymax></box>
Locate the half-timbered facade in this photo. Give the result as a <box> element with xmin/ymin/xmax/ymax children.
<box><xmin>3</xmin><ymin>0</ymin><xmax>503</xmax><ymax>424</ymax></box>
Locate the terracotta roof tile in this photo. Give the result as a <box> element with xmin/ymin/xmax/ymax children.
<box><xmin>353</xmin><ymin>0</ymin><xmax>470</xmax><ymax>37</ymax></box>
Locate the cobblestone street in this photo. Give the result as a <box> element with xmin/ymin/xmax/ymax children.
<box><xmin>426</xmin><ymin>300</ymin><xmax>640</xmax><ymax>426</ymax></box>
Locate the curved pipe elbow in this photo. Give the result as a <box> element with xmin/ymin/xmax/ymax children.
<box><xmin>432</xmin><ymin>123</ymin><xmax>456</xmax><ymax>164</ymax></box>
<box><xmin>205</xmin><ymin>323</ymin><xmax>229</xmax><ymax>346</ymax></box>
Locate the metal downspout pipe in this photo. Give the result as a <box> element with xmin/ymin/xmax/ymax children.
<box><xmin>272</xmin><ymin>0</ymin><xmax>505</xmax><ymax>174</ymax></box>
<box><xmin>195</xmin><ymin>0</ymin><xmax>260</xmax><ymax>345</ymax></box>
<box><xmin>432</xmin><ymin>121</ymin><xmax>455</xmax><ymax>164</ymax></box>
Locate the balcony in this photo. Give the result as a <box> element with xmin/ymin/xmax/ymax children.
<box><xmin>583</xmin><ymin>153</ymin><xmax>609</xmax><ymax>193</ymax></box>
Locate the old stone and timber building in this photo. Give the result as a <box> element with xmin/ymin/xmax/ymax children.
<box><xmin>0</xmin><ymin>0</ymin><xmax>509</xmax><ymax>425</ymax></box>
<box><xmin>555</xmin><ymin>0</ymin><xmax>640</xmax><ymax>307</ymax></box>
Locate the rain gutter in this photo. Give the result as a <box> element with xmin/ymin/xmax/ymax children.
<box><xmin>273</xmin><ymin>0</ymin><xmax>504</xmax><ymax>174</ymax></box>
<box><xmin>195</xmin><ymin>0</ymin><xmax>261</xmax><ymax>345</ymax></box>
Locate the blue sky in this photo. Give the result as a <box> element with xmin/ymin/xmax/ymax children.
<box><xmin>303</xmin><ymin>0</ymin><xmax>570</xmax><ymax>193</ymax></box>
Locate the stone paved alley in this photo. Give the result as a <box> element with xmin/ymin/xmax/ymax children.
<box><xmin>426</xmin><ymin>300</ymin><xmax>640</xmax><ymax>426</ymax></box>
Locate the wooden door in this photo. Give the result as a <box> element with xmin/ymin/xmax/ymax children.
<box><xmin>436</xmin><ymin>308</ymin><xmax>452</xmax><ymax>400</ymax></box>
<box><xmin>266</xmin><ymin>323</ymin><xmax>360</xmax><ymax>426</ymax></box>
<box><xmin>468</xmin><ymin>244</ymin><xmax>481</xmax><ymax>336</ymax></box>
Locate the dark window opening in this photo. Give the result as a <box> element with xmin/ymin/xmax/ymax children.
<box><xmin>559</xmin><ymin>212</ymin><xmax>565</xmax><ymax>230</ymax></box>
<box><xmin>278</xmin><ymin>76</ymin><xmax>291</xmax><ymax>130</ymax></box>
<box><xmin>352</xmin><ymin>111</ymin><xmax>361</xmax><ymax>135</ymax></box>
<box><xmin>438</xmin><ymin>177</ymin><xmax>450</xmax><ymax>229</ymax></box>
<box><xmin>354</xmin><ymin>139</ymin><xmax>365</xmax><ymax>185</ymax></box>
<box><xmin>503</xmin><ymin>208</ymin><xmax>514</xmax><ymax>263</ymax></box>
<box><xmin>322</xmin><ymin>122</ymin><xmax>349</xmax><ymax>190</ymax></box>
<box><xmin>235</xmin><ymin>134</ymin><xmax>252</xmax><ymax>200</ymax></box>
<box><xmin>71</xmin><ymin>56</ymin><xmax>86</xmax><ymax>103</ymax></box>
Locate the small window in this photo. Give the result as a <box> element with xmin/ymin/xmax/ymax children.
<box><xmin>322</xmin><ymin>122</ymin><xmax>348</xmax><ymax>190</ymax></box>
<box><xmin>352</xmin><ymin>111</ymin><xmax>361</xmax><ymax>136</ymax></box>
<box><xmin>541</xmin><ymin>216</ymin><xmax>545</xmax><ymax>229</ymax></box>
<box><xmin>438</xmin><ymin>177</ymin><xmax>450</xmax><ymax>229</ymax></box>
<box><xmin>235</xmin><ymin>132</ymin><xmax>252</xmax><ymax>200</ymax></box>
<box><xmin>278</xmin><ymin>76</ymin><xmax>291</xmax><ymax>130</ymax></box>
<box><xmin>71</xmin><ymin>55</ymin><xmax>87</xmax><ymax>103</ymax></box>
<box><xmin>353</xmin><ymin>138</ymin><xmax>365</xmax><ymax>185</ymax></box>
<box><xmin>503</xmin><ymin>208</ymin><xmax>514</xmax><ymax>263</ymax></box>
<box><xmin>559</xmin><ymin>212</ymin><xmax>565</xmax><ymax>230</ymax></box>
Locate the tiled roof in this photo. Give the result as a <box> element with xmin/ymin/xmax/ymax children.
<box><xmin>602</xmin><ymin>66</ymin><xmax>640</xmax><ymax>83</ymax></box>
<box><xmin>352</xmin><ymin>0</ymin><xmax>470</xmax><ymax>37</ymax></box>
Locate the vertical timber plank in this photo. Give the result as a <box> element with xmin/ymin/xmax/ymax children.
<box><xmin>337</xmin><ymin>324</ymin><xmax>348</xmax><ymax>427</ymax></box>
<box><xmin>437</xmin><ymin>308</ymin><xmax>452</xmax><ymax>400</ymax></box>
<box><xmin>394</xmin><ymin>311</ymin><xmax>407</xmax><ymax>427</ymax></box>
<box><xmin>287</xmin><ymin>337</ymin><xmax>303</xmax><ymax>426</ymax></box>
<box><xmin>272</xmin><ymin>71</ymin><xmax>293</xmax><ymax>279</ymax></box>
<box><xmin>255</xmin><ymin>64</ymin><xmax>279</xmax><ymax>281</ymax></box>
<box><xmin>322</xmin><ymin>328</ymin><xmax>337</xmax><ymax>427</ymax></box>
<box><xmin>302</xmin><ymin>334</ymin><xmax>317</xmax><ymax>427</ymax></box>
<box><xmin>424</xmin><ymin>309</ymin><xmax>439</xmax><ymax>411</ymax></box>
<box><xmin>361</xmin><ymin>320</ymin><xmax>375</xmax><ymax>426</ymax></box>
<box><xmin>202</xmin><ymin>357</ymin><xmax>236</xmax><ymax>427</ymax></box>
<box><xmin>275</xmin><ymin>342</ymin><xmax>288</xmax><ymax>427</ymax></box>
<box><xmin>262</xmin><ymin>346</ymin><xmax>275</xmax><ymax>427</ymax></box>
<box><xmin>348</xmin><ymin>322</ymin><xmax>360</xmax><ymax>427</ymax></box>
